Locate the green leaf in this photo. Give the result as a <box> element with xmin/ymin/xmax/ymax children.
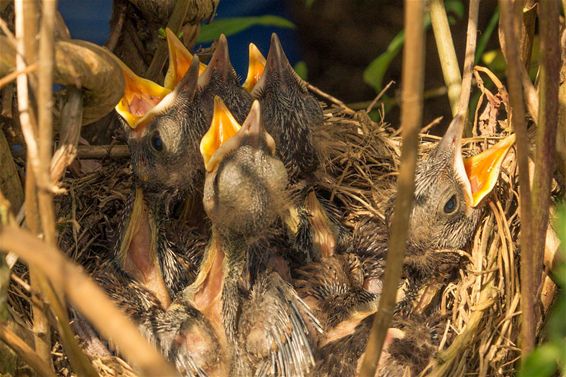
<box><xmin>481</xmin><ymin>49</ymin><xmax>506</xmax><ymax>73</ymax></box>
<box><xmin>445</xmin><ymin>0</ymin><xmax>465</xmax><ymax>19</ymax></box>
<box><xmin>305</xmin><ymin>0</ymin><xmax>315</xmax><ymax>8</ymax></box>
<box><xmin>197</xmin><ymin>16</ymin><xmax>295</xmax><ymax>44</ymax></box>
<box><xmin>363</xmin><ymin>16</ymin><xmax>431</xmax><ymax>93</ymax></box>
<box><xmin>362</xmin><ymin>31</ymin><xmax>404</xmax><ymax>93</ymax></box>
<box><xmin>475</xmin><ymin>8</ymin><xmax>500</xmax><ymax>64</ymax></box>
<box><xmin>519</xmin><ymin>344</ymin><xmax>560</xmax><ymax>377</ymax></box>
<box><xmin>294</xmin><ymin>61</ymin><xmax>308</xmax><ymax>80</ymax></box>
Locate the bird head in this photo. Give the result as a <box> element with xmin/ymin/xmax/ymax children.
<box><xmin>115</xmin><ymin>55</ymin><xmax>204</xmax><ymax>194</ymax></box>
<box><xmin>404</xmin><ymin>116</ymin><xmax>515</xmax><ymax>251</ymax></box>
<box><xmin>200</xmin><ymin>97</ymin><xmax>288</xmax><ymax>239</ymax></box>
<box><xmin>251</xmin><ymin>33</ymin><xmax>323</xmax><ymax>178</ymax></box>
<box><xmin>197</xmin><ymin>34</ymin><xmax>253</xmax><ymax>124</ymax></box>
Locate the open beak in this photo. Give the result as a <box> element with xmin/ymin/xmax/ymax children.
<box><xmin>200</xmin><ymin>99</ymin><xmax>275</xmax><ymax>172</ymax></box>
<box><xmin>200</xmin><ymin>96</ymin><xmax>242</xmax><ymax>172</ymax></box>
<box><xmin>242</xmin><ymin>43</ymin><xmax>266</xmax><ymax>92</ymax></box>
<box><xmin>114</xmin><ymin>59</ymin><xmax>170</xmax><ymax>129</ymax></box>
<box><xmin>164</xmin><ymin>28</ymin><xmax>207</xmax><ymax>90</ymax></box>
<box><xmin>118</xmin><ymin>187</ymin><xmax>171</xmax><ymax>308</ymax></box>
<box><xmin>464</xmin><ymin>134</ymin><xmax>515</xmax><ymax>207</ymax></box>
<box><xmin>436</xmin><ymin>116</ymin><xmax>514</xmax><ymax>207</ymax></box>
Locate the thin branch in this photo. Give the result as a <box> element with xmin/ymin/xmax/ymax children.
<box><xmin>0</xmin><ymin>225</ymin><xmax>179</xmax><ymax>377</ymax></box>
<box><xmin>499</xmin><ymin>0</ymin><xmax>535</xmax><ymax>357</ymax></box>
<box><xmin>0</xmin><ymin>64</ymin><xmax>37</xmax><ymax>89</ymax></box>
<box><xmin>358</xmin><ymin>1</ymin><xmax>426</xmax><ymax>376</ymax></box>
<box><xmin>531</xmin><ymin>0</ymin><xmax>560</xmax><ymax>324</ymax></box>
<box><xmin>457</xmin><ymin>0</ymin><xmax>480</xmax><ymax>121</ymax></box>
<box><xmin>14</xmin><ymin>0</ymin><xmax>52</xmax><ymax>366</ymax></box>
<box><xmin>77</xmin><ymin>144</ymin><xmax>130</xmax><ymax>159</ymax></box>
<box><xmin>430</xmin><ymin>0</ymin><xmax>461</xmax><ymax>116</ymax></box>
<box><xmin>144</xmin><ymin>0</ymin><xmax>190</xmax><ymax>81</ymax></box>
<box><xmin>366</xmin><ymin>81</ymin><xmax>395</xmax><ymax>113</ymax></box>
<box><xmin>0</xmin><ymin>323</ymin><xmax>56</xmax><ymax>377</ymax></box>
<box><xmin>106</xmin><ymin>0</ymin><xmax>127</xmax><ymax>51</ymax></box>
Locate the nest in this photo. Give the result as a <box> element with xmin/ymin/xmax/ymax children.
<box><xmin>6</xmin><ymin>80</ymin><xmax>552</xmax><ymax>377</ymax></box>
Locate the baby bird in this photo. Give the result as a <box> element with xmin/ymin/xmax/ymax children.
<box><xmin>183</xmin><ymin>98</ymin><xmax>321</xmax><ymax>377</ymax></box>
<box><xmin>300</xmin><ymin>115</ymin><xmax>515</xmax><ymax>376</ymax></box>
<box><xmin>108</xmin><ymin>33</ymin><xmax>256</xmax><ymax>300</ymax></box>
<box><xmin>356</xmin><ymin>115</ymin><xmax>515</xmax><ymax>287</ymax></box>
<box><xmin>252</xmin><ymin>33</ymin><xmax>323</xmax><ymax>183</ymax></box>
<box><xmin>116</xmin><ymin>34</ymin><xmax>252</xmax><ymax>199</ymax></box>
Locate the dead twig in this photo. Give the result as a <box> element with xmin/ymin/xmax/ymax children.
<box><xmin>0</xmin><ymin>225</ymin><xmax>179</xmax><ymax>377</ymax></box>
<box><xmin>77</xmin><ymin>145</ymin><xmax>130</xmax><ymax>159</ymax></box>
<box><xmin>358</xmin><ymin>2</ymin><xmax>425</xmax><ymax>376</ymax></box>
<box><xmin>531</xmin><ymin>0</ymin><xmax>560</xmax><ymax>324</ymax></box>
<box><xmin>0</xmin><ymin>63</ymin><xmax>37</xmax><ymax>89</ymax></box>
<box><xmin>366</xmin><ymin>81</ymin><xmax>395</xmax><ymax>113</ymax></box>
<box><xmin>499</xmin><ymin>0</ymin><xmax>535</xmax><ymax>357</ymax></box>
<box><xmin>430</xmin><ymin>0</ymin><xmax>461</xmax><ymax>115</ymax></box>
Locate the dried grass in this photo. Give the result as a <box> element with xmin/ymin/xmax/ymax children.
<box><xmin>4</xmin><ymin>78</ymin><xmax>553</xmax><ymax>376</ymax></box>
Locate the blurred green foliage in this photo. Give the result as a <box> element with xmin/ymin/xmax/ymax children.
<box><xmin>475</xmin><ymin>7</ymin><xmax>499</xmax><ymax>64</ymax></box>
<box><xmin>197</xmin><ymin>15</ymin><xmax>295</xmax><ymax>44</ymax></box>
<box><xmin>519</xmin><ymin>204</ymin><xmax>566</xmax><ymax>377</ymax></box>
<box><xmin>294</xmin><ymin>61</ymin><xmax>308</xmax><ymax>80</ymax></box>
<box><xmin>363</xmin><ymin>0</ymin><xmax>464</xmax><ymax>94</ymax></box>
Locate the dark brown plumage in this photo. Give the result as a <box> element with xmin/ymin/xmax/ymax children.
<box><xmin>252</xmin><ymin>33</ymin><xmax>323</xmax><ymax>183</ymax></box>
<box><xmin>184</xmin><ymin>99</ymin><xmax>321</xmax><ymax>376</ymax></box>
<box><xmin>299</xmin><ymin>116</ymin><xmax>514</xmax><ymax>376</ymax></box>
<box><xmin>123</xmin><ymin>35</ymin><xmax>252</xmax><ymax>199</ymax></box>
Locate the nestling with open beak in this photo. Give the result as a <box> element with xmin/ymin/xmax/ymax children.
<box><xmin>164</xmin><ymin>27</ymin><xmax>266</xmax><ymax>95</ymax></box>
<box><xmin>303</xmin><ymin>115</ymin><xmax>515</xmax><ymax>376</ymax></box>
<box><xmin>181</xmin><ymin>97</ymin><xmax>321</xmax><ymax>377</ymax></box>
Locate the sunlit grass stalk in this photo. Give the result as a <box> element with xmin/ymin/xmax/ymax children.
<box><xmin>498</xmin><ymin>0</ymin><xmax>535</xmax><ymax>357</ymax></box>
<box><xmin>430</xmin><ymin>0</ymin><xmax>461</xmax><ymax>116</ymax></box>
<box><xmin>456</xmin><ymin>0</ymin><xmax>479</xmax><ymax>118</ymax></box>
<box><xmin>358</xmin><ymin>2</ymin><xmax>425</xmax><ymax>376</ymax></box>
<box><xmin>14</xmin><ymin>0</ymin><xmax>53</xmax><ymax>368</ymax></box>
<box><xmin>0</xmin><ymin>225</ymin><xmax>180</xmax><ymax>377</ymax></box>
<box><xmin>36</xmin><ymin>7</ymin><xmax>99</xmax><ymax>375</ymax></box>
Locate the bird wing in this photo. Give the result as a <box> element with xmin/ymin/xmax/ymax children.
<box><xmin>294</xmin><ymin>254</ymin><xmax>379</xmax><ymax>329</ymax></box>
<box><xmin>157</xmin><ymin>301</ymin><xmax>221</xmax><ymax>377</ymax></box>
<box><xmin>239</xmin><ymin>272</ymin><xmax>322</xmax><ymax>377</ymax></box>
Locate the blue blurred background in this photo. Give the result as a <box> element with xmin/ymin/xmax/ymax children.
<box><xmin>57</xmin><ymin>0</ymin><xmax>301</xmax><ymax>79</ymax></box>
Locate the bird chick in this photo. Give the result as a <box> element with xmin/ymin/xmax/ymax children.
<box><xmin>252</xmin><ymin>33</ymin><xmax>323</xmax><ymax>182</ymax></box>
<box><xmin>183</xmin><ymin>98</ymin><xmax>321</xmax><ymax>377</ymax></box>
<box><xmin>304</xmin><ymin>116</ymin><xmax>515</xmax><ymax>376</ymax></box>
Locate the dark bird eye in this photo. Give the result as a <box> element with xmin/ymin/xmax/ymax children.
<box><xmin>151</xmin><ymin>132</ymin><xmax>163</xmax><ymax>152</ymax></box>
<box><xmin>443</xmin><ymin>194</ymin><xmax>457</xmax><ymax>214</ymax></box>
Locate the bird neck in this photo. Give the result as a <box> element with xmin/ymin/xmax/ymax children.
<box><xmin>118</xmin><ymin>187</ymin><xmax>172</xmax><ymax>308</ymax></box>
